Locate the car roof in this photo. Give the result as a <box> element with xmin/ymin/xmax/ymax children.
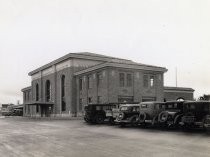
<box><xmin>120</xmin><ymin>104</ymin><xmax>140</xmax><ymax>107</ymax></box>
<box><xmin>140</xmin><ymin>101</ymin><xmax>165</xmax><ymax>105</ymax></box>
<box><xmin>165</xmin><ymin>101</ymin><xmax>184</xmax><ymax>103</ymax></box>
<box><xmin>184</xmin><ymin>101</ymin><xmax>210</xmax><ymax>105</ymax></box>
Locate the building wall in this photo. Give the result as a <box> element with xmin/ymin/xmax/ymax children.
<box><xmin>26</xmin><ymin>58</ymin><xmax>103</xmax><ymax>117</ymax></box>
<box><xmin>76</xmin><ymin>67</ymin><xmax>164</xmax><ymax>115</ymax></box>
<box><xmin>164</xmin><ymin>90</ymin><xmax>194</xmax><ymax>101</ymax></box>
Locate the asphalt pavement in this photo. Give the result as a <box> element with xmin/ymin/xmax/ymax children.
<box><xmin>0</xmin><ymin>117</ymin><xmax>210</xmax><ymax>157</ymax></box>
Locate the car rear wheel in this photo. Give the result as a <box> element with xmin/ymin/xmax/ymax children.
<box><xmin>95</xmin><ymin>115</ymin><xmax>105</xmax><ymax>124</ymax></box>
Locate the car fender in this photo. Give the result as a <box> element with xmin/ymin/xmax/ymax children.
<box><xmin>129</xmin><ymin>115</ymin><xmax>139</xmax><ymax>122</ymax></box>
<box><xmin>174</xmin><ymin>114</ymin><xmax>183</xmax><ymax>124</ymax></box>
<box><xmin>152</xmin><ymin>115</ymin><xmax>158</xmax><ymax>126</ymax></box>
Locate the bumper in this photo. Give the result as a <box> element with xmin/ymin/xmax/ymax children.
<box><xmin>180</xmin><ymin>121</ymin><xmax>210</xmax><ymax>128</ymax></box>
<box><xmin>204</xmin><ymin>123</ymin><xmax>210</xmax><ymax>128</ymax></box>
<box><xmin>114</xmin><ymin>119</ymin><xmax>132</xmax><ymax>124</ymax></box>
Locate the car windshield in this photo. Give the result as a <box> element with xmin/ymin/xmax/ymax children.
<box><xmin>120</xmin><ymin>106</ymin><xmax>129</xmax><ymax>111</ymax></box>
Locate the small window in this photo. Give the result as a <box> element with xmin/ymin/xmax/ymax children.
<box><xmin>97</xmin><ymin>73</ymin><xmax>103</xmax><ymax>87</ymax></box>
<box><xmin>79</xmin><ymin>78</ymin><xmax>83</xmax><ymax>91</ymax></box>
<box><xmin>35</xmin><ymin>83</ymin><xmax>39</xmax><ymax>101</ymax></box>
<box><xmin>45</xmin><ymin>80</ymin><xmax>51</xmax><ymax>102</ymax></box>
<box><xmin>62</xmin><ymin>101</ymin><xmax>66</xmax><ymax>111</ymax></box>
<box><xmin>61</xmin><ymin>75</ymin><xmax>65</xmax><ymax>97</ymax></box>
<box><xmin>127</xmin><ymin>74</ymin><xmax>132</xmax><ymax>87</ymax></box>
<box><xmin>150</xmin><ymin>76</ymin><xmax>154</xmax><ymax>87</ymax></box>
<box><xmin>190</xmin><ymin>104</ymin><xmax>195</xmax><ymax>109</ymax></box>
<box><xmin>36</xmin><ymin>105</ymin><xmax>39</xmax><ymax>113</ymax></box>
<box><xmin>143</xmin><ymin>75</ymin><xmax>148</xmax><ymax>87</ymax></box>
<box><xmin>141</xmin><ymin>104</ymin><xmax>148</xmax><ymax>108</ymax></box>
<box><xmin>155</xmin><ymin>104</ymin><xmax>160</xmax><ymax>109</ymax></box>
<box><xmin>168</xmin><ymin>104</ymin><xmax>173</xmax><ymax>108</ymax></box>
<box><xmin>119</xmin><ymin>73</ymin><xmax>125</xmax><ymax>87</ymax></box>
<box><xmin>187</xmin><ymin>104</ymin><xmax>195</xmax><ymax>109</ymax></box>
<box><xmin>133</xmin><ymin>107</ymin><xmax>140</xmax><ymax>112</ymax></box>
<box><xmin>88</xmin><ymin>97</ymin><xmax>93</xmax><ymax>104</ymax></box>
<box><xmin>88</xmin><ymin>75</ymin><xmax>93</xmax><ymax>89</ymax></box>
<box><xmin>120</xmin><ymin>106</ymin><xmax>128</xmax><ymax>111</ymax></box>
<box><xmin>98</xmin><ymin>96</ymin><xmax>102</xmax><ymax>104</ymax></box>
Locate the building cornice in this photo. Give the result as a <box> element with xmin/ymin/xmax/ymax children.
<box><xmin>28</xmin><ymin>52</ymin><xmax>132</xmax><ymax>76</ymax></box>
<box><xmin>74</xmin><ymin>62</ymin><xmax>168</xmax><ymax>76</ymax></box>
<box><xmin>21</xmin><ymin>86</ymin><xmax>32</xmax><ymax>92</ymax></box>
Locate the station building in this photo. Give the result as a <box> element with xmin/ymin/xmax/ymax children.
<box><xmin>21</xmin><ymin>52</ymin><xmax>194</xmax><ymax>117</ymax></box>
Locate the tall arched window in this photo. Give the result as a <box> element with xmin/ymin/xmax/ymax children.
<box><xmin>46</xmin><ymin>80</ymin><xmax>51</xmax><ymax>102</ymax></box>
<box><xmin>61</xmin><ymin>75</ymin><xmax>66</xmax><ymax>111</ymax></box>
<box><xmin>35</xmin><ymin>83</ymin><xmax>39</xmax><ymax>101</ymax></box>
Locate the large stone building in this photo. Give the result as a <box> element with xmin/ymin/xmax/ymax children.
<box><xmin>22</xmin><ymin>52</ymin><xmax>194</xmax><ymax>117</ymax></box>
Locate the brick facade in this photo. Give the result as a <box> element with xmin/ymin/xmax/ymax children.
<box><xmin>21</xmin><ymin>52</ymin><xmax>194</xmax><ymax>117</ymax></box>
<box><xmin>164</xmin><ymin>87</ymin><xmax>194</xmax><ymax>101</ymax></box>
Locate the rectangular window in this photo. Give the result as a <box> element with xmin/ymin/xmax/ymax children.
<box><xmin>127</xmin><ymin>74</ymin><xmax>132</xmax><ymax>87</ymax></box>
<box><xmin>36</xmin><ymin>105</ymin><xmax>39</xmax><ymax>113</ymax></box>
<box><xmin>143</xmin><ymin>75</ymin><xmax>148</xmax><ymax>87</ymax></box>
<box><xmin>88</xmin><ymin>75</ymin><xmax>93</xmax><ymax>89</ymax></box>
<box><xmin>98</xmin><ymin>96</ymin><xmax>102</xmax><ymax>104</ymax></box>
<box><xmin>141</xmin><ymin>104</ymin><xmax>148</xmax><ymax>108</ymax></box>
<box><xmin>88</xmin><ymin>97</ymin><xmax>92</xmax><ymax>104</ymax></box>
<box><xmin>119</xmin><ymin>73</ymin><xmax>125</xmax><ymax>87</ymax></box>
<box><xmin>97</xmin><ymin>73</ymin><xmax>103</xmax><ymax>87</ymax></box>
<box><xmin>150</xmin><ymin>76</ymin><xmax>154</xmax><ymax>87</ymax></box>
<box><xmin>79</xmin><ymin>78</ymin><xmax>83</xmax><ymax>91</ymax></box>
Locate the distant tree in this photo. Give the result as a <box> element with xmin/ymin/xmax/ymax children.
<box><xmin>198</xmin><ymin>94</ymin><xmax>210</xmax><ymax>101</ymax></box>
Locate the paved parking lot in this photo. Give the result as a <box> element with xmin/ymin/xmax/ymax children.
<box><xmin>0</xmin><ymin>117</ymin><xmax>210</xmax><ymax>157</ymax></box>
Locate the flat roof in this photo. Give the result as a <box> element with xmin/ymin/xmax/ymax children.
<box><xmin>28</xmin><ymin>52</ymin><xmax>134</xmax><ymax>76</ymax></box>
<box><xmin>164</xmin><ymin>86</ymin><xmax>194</xmax><ymax>92</ymax></box>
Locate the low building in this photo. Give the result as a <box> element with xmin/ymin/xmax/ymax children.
<box><xmin>21</xmin><ymin>52</ymin><xmax>194</xmax><ymax>117</ymax></box>
<box><xmin>1</xmin><ymin>104</ymin><xmax>14</xmax><ymax>116</ymax></box>
<box><xmin>164</xmin><ymin>86</ymin><xmax>194</xmax><ymax>101</ymax></box>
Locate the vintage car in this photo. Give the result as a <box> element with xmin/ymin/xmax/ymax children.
<box><xmin>139</xmin><ymin>102</ymin><xmax>165</xmax><ymax>126</ymax></box>
<box><xmin>115</xmin><ymin>104</ymin><xmax>140</xmax><ymax>127</ymax></box>
<box><xmin>158</xmin><ymin>101</ymin><xmax>185</xmax><ymax>127</ymax></box>
<box><xmin>179</xmin><ymin>101</ymin><xmax>210</xmax><ymax>129</ymax></box>
<box><xmin>84</xmin><ymin>103</ymin><xmax>119</xmax><ymax>124</ymax></box>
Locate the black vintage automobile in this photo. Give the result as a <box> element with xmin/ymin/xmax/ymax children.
<box><xmin>139</xmin><ymin>102</ymin><xmax>165</xmax><ymax>126</ymax></box>
<box><xmin>180</xmin><ymin>101</ymin><xmax>210</xmax><ymax>129</ymax></box>
<box><xmin>158</xmin><ymin>101</ymin><xmax>185</xmax><ymax>128</ymax></box>
<box><xmin>115</xmin><ymin>104</ymin><xmax>140</xmax><ymax>127</ymax></box>
<box><xmin>84</xmin><ymin>104</ymin><xmax>118</xmax><ymax>124</ymax></box>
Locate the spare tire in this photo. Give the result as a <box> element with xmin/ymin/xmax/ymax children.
<box><xmin>118</xmin><ymin>113</ymin><xmax>125</xmax><ymax>120</ymax></box>
<box><xmin>139</xmin><ymin>112</ymin><xmax>146</xmax><ymax>123</ymax></box>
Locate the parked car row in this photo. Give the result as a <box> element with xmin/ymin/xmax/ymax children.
<box><xmin>84</xmin><ymin>101</ymin><xmax>210</xmax><ymax>130</ymax></box>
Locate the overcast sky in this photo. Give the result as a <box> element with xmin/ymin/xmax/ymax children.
<box><xmin>0</xmin><ymin>0</ymin><xmax>210</xmax><ymax>104</ymax></box>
